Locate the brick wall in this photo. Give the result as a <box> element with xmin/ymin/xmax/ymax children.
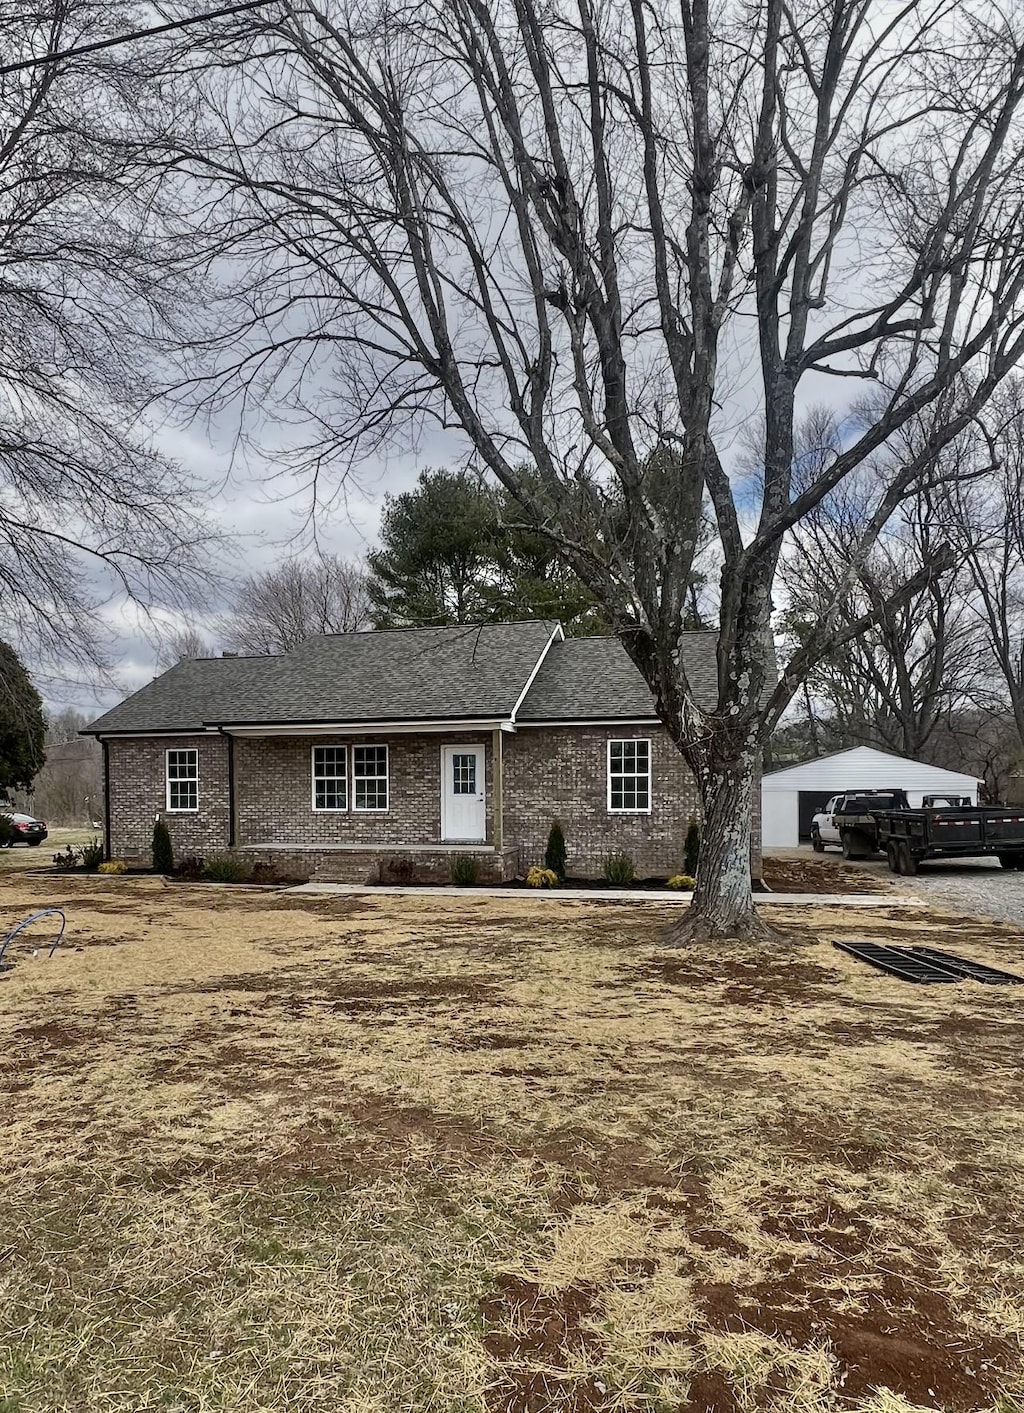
<box><xmin>106</xmin><ymin>735</ymin><xmax>230</xmax><ymax>859</ymax></box>
<box><xmin>234</xmin><ymin>732</ymin><xmax>494</xmax><ymax>846</ymax></box>
<box><xmin>503</xmin><ymin>725</ymin><xmax>703</xmax><ymax>878</ymax></box>
<box><xmin>105</xmin><ymin>726</ymin><xmax>762</xmax><ymax>881</ymax></box>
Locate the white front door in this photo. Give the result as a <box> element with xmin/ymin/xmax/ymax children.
<box><xmin>441</xmin><ymin>745</ymin><xmax>486</xmax><ymax>841</ymax></box>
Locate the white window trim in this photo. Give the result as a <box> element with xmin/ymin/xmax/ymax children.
<box><xmin>607</xmin><ymin>737</ymin><xmax>652</xmax><ymax>814</ymax></box>
<box><xmin>311</xmin><ymin>743</ymin><xmax>348</xmax><ymax>813</ymax></box>
<box><xmin>352</xmin><ymin>743</ymin><xmax>390</xmax><ymax>813</ymax></box>
<box><xmin>165</xmin><ymin>747</ymin><xmax>199</xmax><ymax>814</ymax></box>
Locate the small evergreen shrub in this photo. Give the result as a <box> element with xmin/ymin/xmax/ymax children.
<box><xmin>683</xmin><ymin>818</ymin><xmax>701</xmax><ymax>879</ymax></box>
<box><xmin>450</xmin><ymin>854</ymin><xmax>480</xmax><ymax>886</ymax></box>
<box><xmin>175</xmin><ymin>855</ymin><xmax>205</xmax><ymax>881</ymax></box>
<box><xmin>81</xmin><ymin>837</ymin><xmax>104</xmax><ymax>870</ymax></box>
<box><xmin>52</xmin><ymin>844</ymin><xmax>81</xmax><ymax>871</ymax></box>
<box><xmin>544</xmin><ymin>821</ymin><xmax>567</xmax><ymax>882</ymax></box>
<box><xmin>98</xmin><ymin>859</ymin><xmax>128</xmax><ymax>875</ymax></box>
<box><xmin>0</xmin><ymin>816</ymin><xmax>16</xmax><ymax>848</ymax></box>
<box><xmin>526</xmin><ymin>865</ymin><xmax>559</xmax><ymax>889</ymax></box>
<box><xmin>202</xmin><ymin>855</ymin><xmax>249</xmax><ymax>883</ymax></box>
<box><xmin>668</xmin><ymin>873</ymin><xmax>696</xmax><ymax>891</ymax></box>
<box><xmin>602</xmin><ymin>851</ymin><xmax>636</xmax><ymax>886</ymax></box>
<box><xmin>152</xmin><ymin>818</ymin><xmax>174</xmax><ymax>874</ymax></box>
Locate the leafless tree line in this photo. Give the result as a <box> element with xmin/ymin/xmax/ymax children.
<box><xmin>777</xmin><ymin>381</ymin><xmax>1024</xmax><ymax>801</ymax></box>
<box><xmin>0</xmin><ymin>1</ymin><xmax>214</xmax><ymax>678</ymax></box>
<box><xmin>154</xmin><ymin>554</ymin><xmax>370</xmax><ymax>666</ymax></box>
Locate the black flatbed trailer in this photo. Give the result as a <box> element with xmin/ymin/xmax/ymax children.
<box><xmin>874</xmin><ymin>804</ymin><xmax>1024</xmax><ymax>875</ymax></box>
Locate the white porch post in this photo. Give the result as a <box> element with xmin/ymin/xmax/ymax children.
<box><xmin>492</xmin><ymin>728</ymin><xmax>504</xmax><ymax>852</ymax></box>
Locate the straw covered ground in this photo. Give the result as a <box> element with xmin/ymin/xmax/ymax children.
<box><xmin>1</xmin><ymin>871</ymin><xmax>1022</xmax><ymax>1412</ymax></box>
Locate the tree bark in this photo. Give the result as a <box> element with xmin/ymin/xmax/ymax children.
<box><xmin>666</xmin><ymin>743</ymin><xmax>774</xmax><ymax>945</ymax></box>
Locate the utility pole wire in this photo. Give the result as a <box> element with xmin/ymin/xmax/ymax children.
<box><xmin>0</xmin><ymin>0</ymin><xmax>276</xmax><ymax>75</ymax></box>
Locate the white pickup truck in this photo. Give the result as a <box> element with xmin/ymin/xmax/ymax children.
<box><xmin>810</xmin><ymin>791</ymin><xmax>911</xmax><ymax>858</ymax></box>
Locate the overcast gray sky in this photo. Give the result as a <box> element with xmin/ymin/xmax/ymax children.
<box><xmin>52</xmin><ymin>410</ymin><xmax>469</xmax><ymax>722</ymax></box>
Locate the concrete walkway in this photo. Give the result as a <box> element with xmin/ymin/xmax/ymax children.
<box><xmin>285</xmin><ymin>881</ymin><xmax>923</xmax><ymax>907</ymax></box>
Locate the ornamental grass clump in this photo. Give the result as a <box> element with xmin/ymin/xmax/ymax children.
<box><xmin>450</xmin><ymin>854</ymin><xmax>479</xmax><ymax>886</ymax></box>
<box><xmin>81</xmin><ymin>837</ymin><xmax>104</xmax><ymax>870</ymax></box>
<box><xmin>668</xmin><ymin>873</ymin><xmax>696</xmax><ymax>891</ymax></box>
<box><xmin>602</xmin><ymin>851</ymin><xmax>636</xmax><ymax>886</ymax></box>
<box><xmin>202</xmin><ymin>856</ymin><xmax>250</xmax><ymax>883</ymax></box>
<box><xmin>526</xmin><ymin>866</ymin><xmax>559</xmax><ymax>889</ymax></box>
<box><xmin>97</xmin><ymin>859</ymin><xmax>127</xmax><ymax>875</ymax></box>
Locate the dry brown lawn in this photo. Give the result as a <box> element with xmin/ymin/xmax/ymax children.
<box><xmin>1</xmin><ymin>870</ymin><xmax>1023</xmax><ymax>1412</ymax></box>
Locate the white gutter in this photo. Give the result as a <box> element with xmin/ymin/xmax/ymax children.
<box><xmin>219</xmin><ymin>718</ymin><xmax>515</xmax><ymax>738</ymax></box>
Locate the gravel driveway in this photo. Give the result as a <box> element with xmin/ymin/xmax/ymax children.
<box><xmin>775</xmin><ymin>847</ymin><xmax>1024</xmax><ymax>926</ymax></box>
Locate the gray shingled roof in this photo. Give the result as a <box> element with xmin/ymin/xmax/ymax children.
<box><xmin>515</xmin><ymin>634</ymin><xmax>718</xmax><ymax>719</ymax></box>
<box><xmin>84</xmin><ymin>622</ymin><xmax>559</xmax><ymax>734</ymax></box>
<box><xmin>83</xmin><ymin>622</ymin><xmax>726</xmax><ymax>735</ymax></box>
<box><xmin>83</xmin><ymin>655</ymin><xmax>280</xmax><ymax>735</ymax></box>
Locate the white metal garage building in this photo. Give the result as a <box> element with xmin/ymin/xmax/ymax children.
<box><xmin>761</xmin><ymin>746</ymin><xmax>981</xmax><ymax>849</ymax></box>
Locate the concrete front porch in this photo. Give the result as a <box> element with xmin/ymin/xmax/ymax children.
<box><xmin>236</xmin><ymin>841</ymin><xmax>520</xmax><ymax>884</ymax></box>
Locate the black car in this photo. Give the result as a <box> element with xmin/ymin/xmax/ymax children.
<box><xmin>2</xmin><ymin>810</ymin><xmax>48</xmax><ymax>846</ymax></box>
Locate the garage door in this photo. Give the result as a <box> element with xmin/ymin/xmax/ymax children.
<box><xmin>798</xmin><ymin>790</ymin><xmax>833</xmax><ymax>840</ymax></box>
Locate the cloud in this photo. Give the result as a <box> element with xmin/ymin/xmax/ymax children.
<box><xmin>43</xmin><ymin>410</ymin><xmax>471</xmax><ymax>720</ymax></box>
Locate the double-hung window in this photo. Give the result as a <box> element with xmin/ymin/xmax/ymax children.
<box><xmin>312</xmin><ymin>745</ymin><xmax>347</xmax><ymax>811</ymax></box>
<box><xmin>166</xmin><ymin>748</ymin><xmax>199</xmax><ymax>812</ymax></box>
<box><xmin>353</xmin><ymin>745</ymin><xmax>389</xmax><ymax>811</ymax></box>
<box><xmin>607</xmin><ymin>739</ymin><xmax>651</xmax><ymax>813</ymax></box>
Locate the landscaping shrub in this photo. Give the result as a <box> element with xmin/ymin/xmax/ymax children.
<box><xmin>81</xmin><ymin>837</ymin><xmax>104</xmax><ymax>870</ymax></box>
<box><xmin>544</xmin><ymin>821</ymin><xmax>567</xmax><ymax>882</ymax></box>
<box><xmin>152</xmin><ymin>818</ymin><xmax>174</xmax><ymax>874</ymax></box>
<box><xmin>0</xmin><ymin>816</ymin><xmax>15</xmax><ymax>848</ymax></box>
<box><xmin>602</xmin><ymin>850</ymin><xmax>636</xmax><ymax>886</ymax></box>
<box><xmin>526</xmin><ymin>865</ymin><xmax>559</xmax><ymax>889</ymax></box>
<box><xmin>382</xmin><ymin>855</ymin><xmax>416</xmax><ymax>884</ymax></box>
<box><xmin>450</xmin><ymin>854</ymin><xmax>479</xmax><ymax>886</ymax></box>
<box><xmin>202</xmin><ymin>855</ymin><xmax>250</xmax><ymax>883</ymax></box>
<box><xmin>175</xmin><ymin>855</ymin><xmax>205</xmax><ymax>881</ymax></box>
<box><xmin>51</xmin><ymin>844</ymin><xmax>81</xmax><ymax>871</ymax></box>
<box><xmin>98</xmin><ymin>859</ymin><xmax>127</xmax><ymax>875</ymax></box>
<box><xmin>668</xmin><ymin>873</ymin><xmax>696</xmax><ymax>890</ymax></box>
<box><xmin>684</xmin><ymin>818</ymin><xmax>701</xmax><ymax>878</ymax></box>
<box><xmin>249</xmin><ymin>861</ymin><xmax>281</xmax><ymax>885</ymax></box>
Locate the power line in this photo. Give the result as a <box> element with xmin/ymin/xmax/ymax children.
<box><xmin>0</xmin><ymin>0</ymin><xmax>277</xmax><ymax>76</ymax></box>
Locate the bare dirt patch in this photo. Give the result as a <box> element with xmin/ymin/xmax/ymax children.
<box><xmin>762</xmin><ymin>854</ymin><xmax>893</xmax><ymax>894</ymax></box>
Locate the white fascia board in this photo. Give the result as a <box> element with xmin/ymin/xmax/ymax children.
<box><xmin>509</xmin><ymin>622</ymin><xmax>565</xmax><ymax>724</ymax></box>
<box><xmin>515</xmin><ymin>717</ymin><xmax>661</xmax><ymax>728</ymax></box>
<box><xmin>220</xmin><ymin>718</ymin><xmax>514</xmax><ymax>738</ymax></box>
<box><xmin>93</xmin><ymin>730</ymin><xmax>213</xmax><ymax>739</ymax></box>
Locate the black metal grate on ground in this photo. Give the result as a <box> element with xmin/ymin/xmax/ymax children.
<box><xmin>907</xmin><ymin>945</ymin><xmax>1024</xmax><ymax>985</ymax></box>
<box><xmin>832</xmin><ymin>939</ymin><xmax>960</xmax><ymax>983</ymax></box>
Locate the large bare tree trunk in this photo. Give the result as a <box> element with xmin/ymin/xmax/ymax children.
<box><xmin>671</xmin><ymin>744</ymin><xmax>767</xmax><ymax>945</ymax></box>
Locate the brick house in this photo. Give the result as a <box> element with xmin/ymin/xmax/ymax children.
<box><xmin>83</xmin><ymin>621</ymin><xmax>762</xmax><ymax>882</ymax></box>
